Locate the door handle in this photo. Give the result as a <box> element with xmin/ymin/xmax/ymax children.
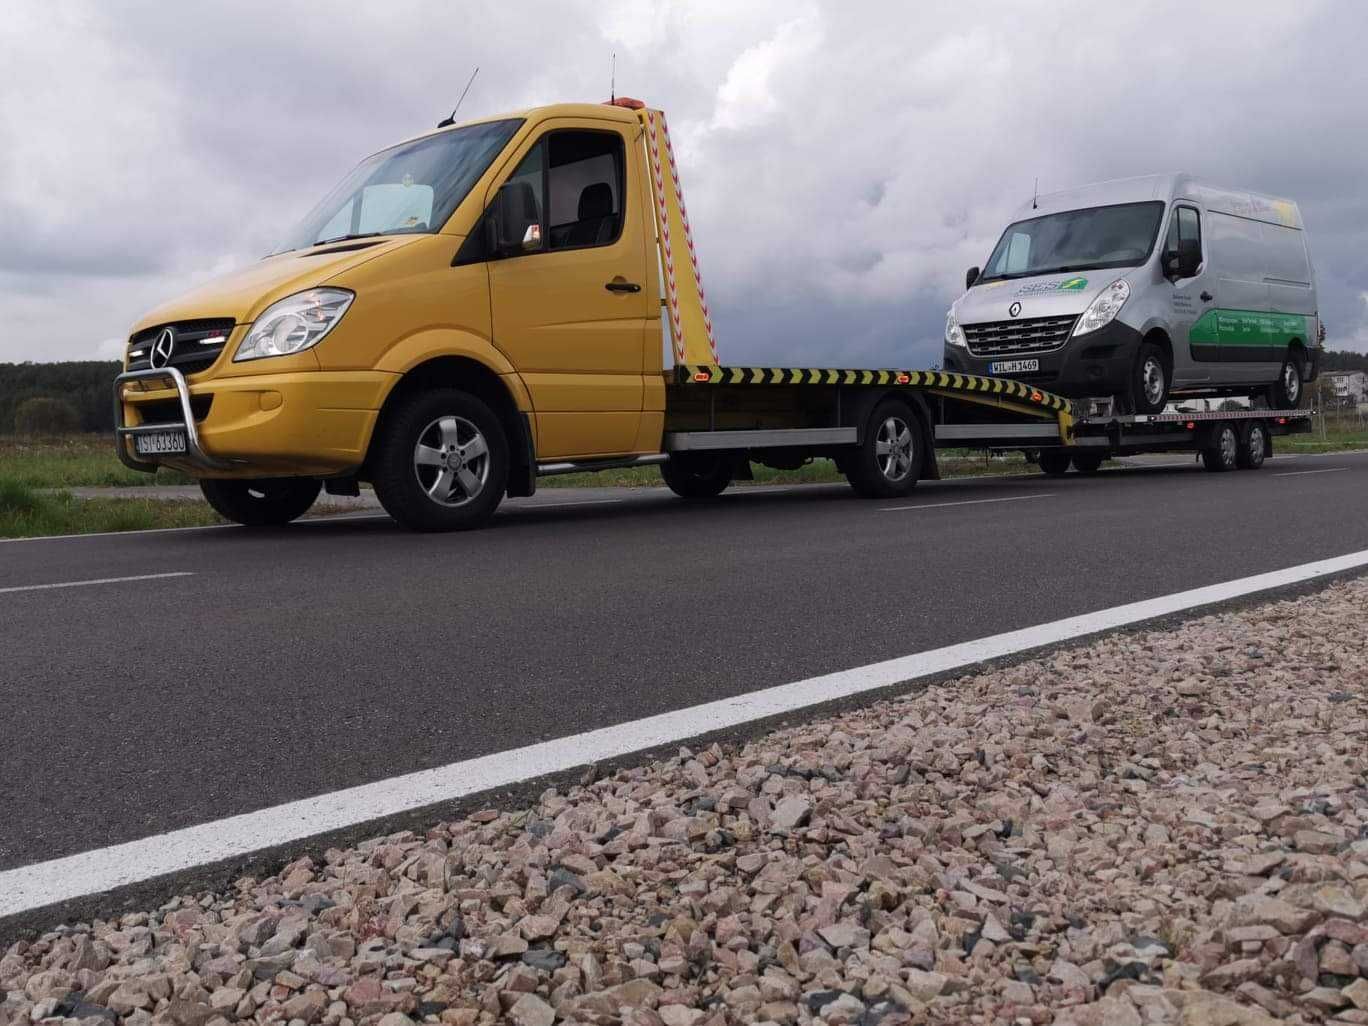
<box><xmin>1200</xmin><ymin>291</ymin><xmax>1213</xmax><ymax>302</ymax></box>
<box><xmin>605</xmin><ymin>280</ymin><xmax>641</xmax><ymax>293</ymax></box>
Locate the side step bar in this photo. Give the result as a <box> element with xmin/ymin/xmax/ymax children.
<box><xmin>537</xmin><ymin>454</ymin><xmax>669</xmax><ymax>478</ymax></box>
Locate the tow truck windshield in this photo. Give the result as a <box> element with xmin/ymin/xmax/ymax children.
<box><xmin>978</xmin><ymin>201</ymin><xmax>1165</xmax><ymax>282</ymax></box>
<box><xmin>272</xmin><ymin>118</ymin><xmax>522</xmax><ymax>255</ymax></box>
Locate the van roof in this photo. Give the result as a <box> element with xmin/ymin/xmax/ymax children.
<box><xmin>1017</xmin><ymin>173</ymin><xmax>1303</xmax><ymax>229</ymax></box>
<box><xmin>386</xmin><ymin>102</ymin><xmax>641</xmax><ymax>152</ymax></box>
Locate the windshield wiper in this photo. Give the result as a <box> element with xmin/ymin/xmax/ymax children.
<box><xmin>313</xmin><ymin>232</ymin><xmax>385</xmax><ymax>247</ymax></box>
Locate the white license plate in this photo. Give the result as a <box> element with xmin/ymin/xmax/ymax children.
<box><xmin>990</xmin><ymin>359</ymin><xmax>1040</xmax><ymax>375</ymax></box>
<box><xmin>134</xmin><ymin>430</ymin><xmax>187</xmax><ymax>456</ymax></box>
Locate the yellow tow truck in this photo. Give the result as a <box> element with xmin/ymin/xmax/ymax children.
<box><xmin>115</xmin><ymin>99</ymin><xmax>1300</xmax><ymax>531</ymax></box>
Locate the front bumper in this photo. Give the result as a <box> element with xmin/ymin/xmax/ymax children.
<box><xmin>944</xmin><ymin>320</ymin><xmax>1143</xmax><ymax>398</ymax></box>
<box><xmin>114</xmin><ymin>367</ymin><xmax>397</xmax><ymax>478</ymax></box>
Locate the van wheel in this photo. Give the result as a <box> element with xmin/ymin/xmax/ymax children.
<box><xmin>1268</xmin><ymin>354</ymin><xmax>1303</xmax><ymax>409</ymax></box>
<box><xmin>371</xmin><ymin>388</ymin><xmax>508</xmax><ymax>531</ymax></box>
<box><xmin>661</xmin><ymin>453</ymin><xmax>733</xmax><ymax>499</ymax></box>
<box><xmin>1071</xmin><ymin>453</ymin><xmax>1104</xmax><ymax>475</ymax></box>
<box><xmin>1202</xmin><ymin>422</ymin><xmax>1240</xmax><ymax>472</ymax></box>
<box><xmin>1038</xmin><ymin>450</ymin><xmax>1072</xmax><ymax>476</ymax></box>
<box><xmin>200</xmin><ymin>477</ymin><xmax>321</xmax><ymax>526</ymax></box>
<box><xmin>1125</xmin><ymin>342</ymin><xmax>1170</xmax><ymax>415</ymax></box>
<box><xmin>845</xmin><ymin>399</ymin><xmax>922</xmax><ymax>498</ymax></box>
<box><xmin>1237</xmin><ymin>421</ymin><xmax>1268</xmax><ymax>470</ymax></box>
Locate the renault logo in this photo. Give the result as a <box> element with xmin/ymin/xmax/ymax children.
<box><xmin>1008</xmin><ymin>302</ymin><xmax>1022</xmax><ymax>318</ymax></box>
<box><xmin>150</xmin><ymin>327</ymin><xmax>175</xmax><ymax>369</ymax></box>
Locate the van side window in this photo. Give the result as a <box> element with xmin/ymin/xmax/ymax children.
<box><xmin>1167</xmin><ymin>206</ymin><xmax>1201</xmax><ymax>252</ymax></box>
<box><xmin>546</xmin><ymin>132</ymin><xmax>624</xmax><ymax>250</ymax></box>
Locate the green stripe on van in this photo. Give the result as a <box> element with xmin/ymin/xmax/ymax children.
<box><xmin>1189</xmin><ymin>309</ymin><xmax>1311</xmax><ymax>346</ymax></box>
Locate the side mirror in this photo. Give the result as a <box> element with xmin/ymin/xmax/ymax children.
<box><xmin>965</xmin><ymin>266</ymin><xmax>980</xmax><ymax>290</ymax></box>
<box><xmin>1166</xmin><ymin>238</ymin><xmax>1201</xmax><ymax>279</ymax></box>
<box><xmin>491</xmin><ymin>182</ymin><xmax>543</xmax><ymax>257</ymax></box>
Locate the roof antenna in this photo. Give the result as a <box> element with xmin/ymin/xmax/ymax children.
<box><xmin>1032</xmin><ymin>176</ymin><xmax>1039</xmax><ymax>210</ymax></box>
<box><xmin>437</xmin><ymin>67</ymin><xmax>479</xmax><ymax>128</ymax></box>
<box><xmin>610</xmin><ymin>52</ymin><xmax>616</xmax><ymax>103</ymax></box>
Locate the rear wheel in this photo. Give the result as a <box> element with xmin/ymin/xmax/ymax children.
<box><xmin>1202</xmin><ymin>422</ymin><xmax>1240</xmax><ymax>472</ymax></box>
<box><xmin>845</xmin><ymin>399</ymin><xmax>922</xmax><ymax>498</ymax></box>
<box><xmin>199</xmin><ymin>477</ymin><xmax>321</xmax><ymax>527</ymax></box>
<box><xmin>371</xmin><ymin>388</ymin><xmax>508</xmax><ymax>531</ymax></box>
<box><xmin>1237</xmin><ymin>421</ymin><xmax>1269</xmax><ymax>470</ymax></box>
<box><xmin>661</xmin><ymin>453</ymin><xmax>733</xmax><ymax>499</ymax></box>
<box><xmin>1268</xmin><ymin>354</ymin><xmax>1303</xmax><ymax>410</ymax></box>
<box><xmin>1071</xmin><ymin>452</ymin><xmax>1104</xmax><ymax>475</ymax></box>
<box><xmin>1038</xmin><ymin>450</ymin><xmax>1072</xmax><ymax>477</ymax></box>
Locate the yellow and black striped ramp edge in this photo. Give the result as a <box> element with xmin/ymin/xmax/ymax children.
<box><xmin>675</xmin><ymin>365</ymin><xmax>1073</xmax><ymax>414</ymax></box>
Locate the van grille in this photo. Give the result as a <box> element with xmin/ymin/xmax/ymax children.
<box><xmin>964</xmin><ymin>315</ymin><xmax>1077</xmax><ymax>357</ymax></box>
<box><xmin>127</xmin><ymin>319</ymin><xmax>235</xmax><ymax>377</ymax></box>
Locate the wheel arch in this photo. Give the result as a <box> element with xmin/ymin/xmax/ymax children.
<box><xmin>1141</xmin><ymin>326</ymin><xmax>1174</xmax><ymax>371</ymax></box>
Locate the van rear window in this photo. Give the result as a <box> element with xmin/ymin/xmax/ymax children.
<box><xmin>979</xmin><ymin>201</ymin><xmax>1165</xmax><ymax>282</ymax></box>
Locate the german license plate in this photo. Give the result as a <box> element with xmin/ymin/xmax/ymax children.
<box><xmin>990</xmin><ymin>359</ymin><xmax>1040</xmax><ymax>375</ymax></box>
<box><xmin>134</xmin><ymin>430</ymin><xmax>187</xmax><ymax>456</ymax></box>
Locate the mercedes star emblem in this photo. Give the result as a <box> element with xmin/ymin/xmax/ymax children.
<box><xmin>150</xmin><ymin>327</ymin><xmax>175</xmax><ymax>369</ymax></box>
<box><xmin>1008</xmin><ymin>302</ymin><xmax>1022</xmax><ymax>318</ymax></box>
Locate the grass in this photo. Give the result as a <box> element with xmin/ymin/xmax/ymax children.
<box><xmin>1279</xmin><ymin>417</ymin><xmax>1368</xmax><ymax>454</ymax></box>
<box><xmin>0</xmin><ymin>476</ymin><xmax>223</xmax><ymax>539</ymax></box>
<box><xmin>0</xmin><ymin>434</ymin><xmax>195</xmax><ymax>488</ymax></box>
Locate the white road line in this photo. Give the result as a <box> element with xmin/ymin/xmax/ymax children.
<box><xmin>0</xmin><ymin>572</ymin><xmax>194</xmax><ymax>595</ymax></box>
<box><xmin>516</xmin><ymin>499</ymin><xmax>624</xmax><ymax>510</ymax></box>
<box><xmin>5</xmin><ymin>548</ymin><xmax>1368</xmax><ymax>917</ymax></box>
<box><xmin>879</xmin><ymin>493</ymin><xmax>1054</xmax><ymax>512</ymax></box>
<box><xmin>1273</xmin><ymin>467</ymin><xmax>1349</xmax><ymax>477</ymax></box>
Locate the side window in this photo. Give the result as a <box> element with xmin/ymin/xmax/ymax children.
<box><xmin>1177</xmin><ymin>206</ymin><xmax>1201</xmax><ymax>250</ymax></box>
<box><xmin>546</xmin><ymin>131</ymin><xmax>624</xmax><ymax>250</ymax></box>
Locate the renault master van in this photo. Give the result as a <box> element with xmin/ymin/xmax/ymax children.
<box><xmin>943</xmin><ymin>174</ymin><xmax>1320</xmax><ymax>413</ymax></box>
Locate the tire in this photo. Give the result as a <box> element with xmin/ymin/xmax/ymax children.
<box><xmin>1202</xmin><ymin>422</ymin><xmax>1240</xmax><ymax>472</ymax></box>
<box><xmin>844</xmin><ymin>399</ymin><xmax>922</xmax><ymax>498</ymax></box>
<box><xmin>1037</xmin><ymin>450</ymin><xmax>1072</xmax><ymax>477</ymax></box>
<box><xmin>199</xmin><ymin>477</ymin><xmax>321</xmax><ymax>527</ymax></box>
<box><xmin>1268</xmin><ymin>353</ymin><xmax>1304</xmax><ymax>410</ymax></box>
<box><xmin>1123</xmin><ymin>341</ymin><xmax>1170</xmax><ymax>415</ymax></box>
<box><xmin>370</xmin><ymin>388</ymin><xmax>508</xmax><ymax>531</ymax></box>
<box><xmin>661</xmin><ymin>453</ymin><xmax>733</xmax><ymax>499</ymax></box>
<box><xmin>1236</xmin><ymin>420</ymin><xmax>1268</xmax><ymax>470</ymax></box>
<box><xmin>1071</xmin><ymin>452</ymin><xmax>1104</xmax><ymax>475</ymax></box>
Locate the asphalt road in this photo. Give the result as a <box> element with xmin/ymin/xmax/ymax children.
<box><xmin>3</xmin><ymin>451</ymin><xmax>1368</xmax><ymax>875</ymax></box>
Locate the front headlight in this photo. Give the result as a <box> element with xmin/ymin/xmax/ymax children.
<box><xmin>945</xmin><ymin>313</ymin><xmax>967</xmax><ymax>348</ymax></box>
<box><xmin>234</xmin><ymin>288</ymin><xmax>354</xmax><ymax>362</ymax></box>
<box><xmin>1072</xmin><ymin>279</ymin><xmax>1129</xmax><ymax>336</ymax></box>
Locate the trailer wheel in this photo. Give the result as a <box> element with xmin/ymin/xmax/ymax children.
<box><xmin>845</xmin><ymin>399</ymin><xmax>921</xmax><ymax>498</ymax></box>
<box><xmin>1237</xmin><ymin>421</ymin><xmax>1268</xmax><ymax>470</ymax></box>
<box><xmin>199</xmin><ymin>477</ymin><xmax>321</xmax><ymax>526</ymax></box>
<box><xmin>1201</xmin><ymin>422</ymin><xmax>1240</xmax><ymax>473</ymax></box>
<box><xmin>661</xmin><ymin>453</ymin><xmax>733</xmax><ymax>499</ymax></box>
<box><xmin>1071</xmin><ymin>453</ymin><xmax>1104</xmax><ymax>475</ymax></box>
<box><xmin>371</xmin><ymin>388</ymin><xmax>509</xmax><ymax>531</ymax></box>
<box><xmin>1037</xmin><ymin>450</ymin><xmax>1072</xmax><ymax>477</ymax></box>
<box><xmin>1267</xmin><ymin>354</ymin><xmax>1303</xmax><ymax>410</ymax></box>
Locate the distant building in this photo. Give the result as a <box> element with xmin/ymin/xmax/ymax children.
<box><xmin>1324</xmin><ymin>370</ymin><xmax>1368</xmax><ymax>405</ymax></box>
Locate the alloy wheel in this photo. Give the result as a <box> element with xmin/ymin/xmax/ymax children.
<box><xmin>413</xmin><ymin>415</ymin><xmax>491</xmax><ymax>507</ymax></box>
<box><xmin>874</xmin><ymin>415</ymin><xmax>915</xmax><ymax>482</ymax></box>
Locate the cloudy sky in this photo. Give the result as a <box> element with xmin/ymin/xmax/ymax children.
<box><xmin>2</xmin><ymin>0</ymin><xmax>1366</xmax><ymax>367</ymax></box>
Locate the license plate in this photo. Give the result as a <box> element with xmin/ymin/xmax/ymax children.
<box><xmin>990</xmin><ymin>359</ymin><xmax>1040</xmax><ymax>375</ymax></box>
<box><xmin>134</xmin><ymin>430</ymin><xmax>187</xmax><ymax>456</ymax></box>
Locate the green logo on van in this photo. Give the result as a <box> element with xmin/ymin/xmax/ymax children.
<box><xmin>1058</xmin><ymin>276</ymin><xmax>1088</xmax><ymax>290</ymax></box>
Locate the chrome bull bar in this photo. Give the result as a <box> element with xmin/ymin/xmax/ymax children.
<box><xmin>113</xmin><ymin>366</ymin><xmax>239</xmax><ymax>473</ymax></box>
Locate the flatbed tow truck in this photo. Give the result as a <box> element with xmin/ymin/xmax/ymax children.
<box><xmin>114</xmin><ymin>99</ymin><xmax>1312</xmax><ymax>530</ymax></box>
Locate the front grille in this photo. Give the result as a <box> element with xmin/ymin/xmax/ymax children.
<box><xmin>127</xmin><ymin>319</ymin><xmax>235</xmax><ymax>377</ymax></box>
<box><xmin>131</xmin><ymin>396</ymin><xmax>213</xmax><ymax>424</ymax></box>
<box><xmin>964</xmin><ymin>315</ymin><xmax>1077</xmax><ymax>357</ymax></box>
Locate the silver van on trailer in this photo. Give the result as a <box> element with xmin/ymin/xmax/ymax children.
<box><xmin>943</xmin><ymin>174</ymin><xmax>1321</xmax><ymax>413</ymax></box>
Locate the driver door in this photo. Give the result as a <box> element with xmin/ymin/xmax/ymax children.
<box><xmin>1165</xmin><ymin>203</ymin><xmax>1215</xmax><ymax>386</ymax></box>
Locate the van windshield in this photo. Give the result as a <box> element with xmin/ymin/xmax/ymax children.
<box><xmin>978</xmin><ymin>201</ymin><xmax>1165</xmax><ymax>283</ymax></box>
<box><xmin>271</xmin><ymin>118</ymin><xmax>523</xmax><ymax>254</ymax></box>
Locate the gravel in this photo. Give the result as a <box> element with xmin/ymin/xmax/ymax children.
<box><xmin>4</xmin><ymin>577</ymin><xmax>1368</xmax><ymax>1025</ymax></box>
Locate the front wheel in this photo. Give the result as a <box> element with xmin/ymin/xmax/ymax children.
<box><xmin>371</xmin><ymin>388</ymin><xmax>509</xmax><ymax>531</ymax></box>
<box><xmin>1202</xmin><ymin>422</ymin><xmax>1240</xmax><ymax>472</ymax></box>
<box><xmin>1122</xmin><ymin>342</ymin><xmax>1170</xmax><ymax>415</ymax></box>
<box><xmin>661</xmin><ymin>453</ymin><xmax>733</xmax><ymax>499</ymax></box>
<box><xmin>844</xmin><ymin>399</ymin><xmax>922</xmax><ymax>498</ymax></box>
<box><xmin>1267</xmin><ymin>355</ymin><xmax>1303</xmax><ymax>410</ymax></box>
<box><xmin>199</xmin><ymin>477</ymin><xmax>321</xmax><ymax>527</ymax></box>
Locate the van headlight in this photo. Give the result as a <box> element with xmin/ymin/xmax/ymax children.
<box><xmin>234</xmin><ymin>288</ymin><xmax>355</xmax><ymax>361</ymax></box>
<box><xmin>945</xmin><ymin>313</ymin><xmax>967</xmax><ymax>348</ymax></box>
<box><xmin>1072</xmin><ymin>279</ymin><xmax>1129</xmax><ymax>336</ymax></box>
